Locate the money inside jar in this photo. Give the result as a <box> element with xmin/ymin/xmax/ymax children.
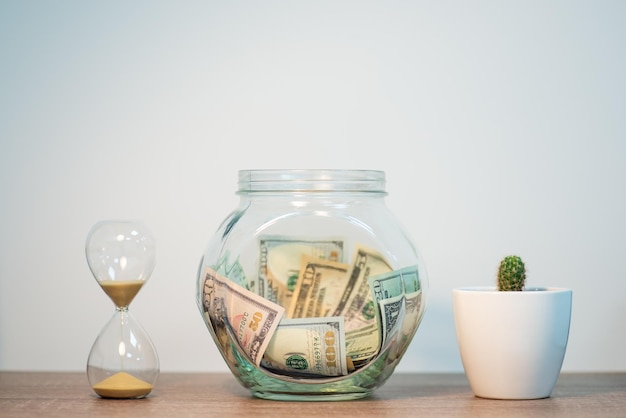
<box><xmin>201</xmin><ymin>236</ymin><xmax>422</xmax><ymax>379</ymax></box>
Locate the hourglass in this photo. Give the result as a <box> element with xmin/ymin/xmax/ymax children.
<box><xmin>85</xmin><ymin>220</ymin><xmax>159</xmax><ymax>399</ymax></box>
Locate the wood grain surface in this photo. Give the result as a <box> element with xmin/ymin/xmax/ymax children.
<box><xmin>1</xmin><ymin>372</ymin><xmax>625</xmax><ymax>417</ymax></box>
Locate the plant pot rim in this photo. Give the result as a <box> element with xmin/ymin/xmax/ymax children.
<box><xmin>454</xmin><ymin>286</ymin><xmax>571</xmax><ymax>294</ymax></box>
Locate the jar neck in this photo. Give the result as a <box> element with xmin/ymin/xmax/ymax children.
<box><xmin>237</xmin><ymin>170</ymin><xmax>387</xmax><ymax>195</ymax></box>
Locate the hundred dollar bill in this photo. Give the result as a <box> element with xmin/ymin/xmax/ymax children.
<box><xmin>261</xmin><ymin>316</ymin><xmax>349</xmax><ymax>377</ymax></box>
<box><xmin>287</xmin><ymin>256</ymin><xmax>350</xmax><ymax>319</ymax></box>
<box><xmin>201</xmin><ymin>266</ymin><xmax>285</xmax><ymax>366</ymax></box>
<box><xmin>259</xmin><ymin>237</ymin><xmax>343</xmax><ymax>308</ymax></box>
<box><xmin>332</xmin><ymin>245</ymin><xmax>393</xmax><ymax>330</ymax></box>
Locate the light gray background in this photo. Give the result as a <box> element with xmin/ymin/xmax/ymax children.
<box><xmin>1</xmin><ymin>1</ymin><xmax>624</xmax><ymax>373</ymax></box>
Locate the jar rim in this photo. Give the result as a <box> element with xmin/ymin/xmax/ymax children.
<box><xmin>237</xmin><ymin>169</ymin><xmax>386</xmax><ymax>193</ymax></box>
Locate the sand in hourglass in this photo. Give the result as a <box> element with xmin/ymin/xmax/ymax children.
<box><xmin>99</xmin><ymin>280</ymin><xmax>144</xmax><ymax>307</ymax></box>
<box><xmin>94</xmin><ymin>280</ymin><xmax>153</xmax><ymax>398</ymax></box>
<box><xmin>92</xmin><ymin>371</ymin><xmax>153</xmax><ymax>398</ymax></box>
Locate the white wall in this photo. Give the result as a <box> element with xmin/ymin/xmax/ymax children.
<box><xmin>1</xmin><ymin>0</ymin><xmax>624</xmax><ymax>373</ymax></box>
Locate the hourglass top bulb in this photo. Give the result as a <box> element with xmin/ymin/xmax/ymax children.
<box><xmin>86</xmin><ymin>220</ymin><xmax>156</xmax><ymax>307</ymax></box>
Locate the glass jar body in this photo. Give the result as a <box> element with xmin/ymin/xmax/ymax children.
<box><xmin>196</xmin><ymin>170</ymin><xmax>427</xmax><ymax>401</ymax></box>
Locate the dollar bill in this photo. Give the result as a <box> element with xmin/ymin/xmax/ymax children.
<box><xmin>332</xmin><ymin>245</ymin><xmax>393</xmax><ymax>330</ymax></box>
<box><xmin>201</xmin><ymin>266</ymin><xmax>285</xmax><ymax>366</ymax></box>
<box><xmin>344</xmin><ymin>322</ymin><xmax>380</xmax><ymax>366</ymax></box>
<box><xmin>366</xmin><ymin>270</ymin><xmax>405</xmax><ymax>355</ymax></box>
<box><xmin>397</xmin><ymin>290</ymin><xmax>423</xmax><ymax>354</ymax></box>
<box><xmin>395</xmin><ymin>265</ymin><xmax>423</xmax><ymax>353</ymax></box>
<box><xmin>287</xmin><ymin>256</ymin><xmax>351</xmax><ymax>319</ymax></box>
<box><xmin>259</xmin><ymin>237</ymin><xmax>343</xmax><ymax>309</ymax></box>
<box><xmin>343</xmin><ymin>265</ymin><xmax>410</xmax><ymax>364</ymax></box>
<box><xmin>316</xmin><ymin>246</ymin><xmax>392</xmax><ymax>365</ymax></box>
<box><xmin>324</xmin><ymin>246</ymin><xmax>393</xmax><ymax>364</ymax></box>
<box><xmin>261</xmin><ymin>316</ymin><xmax>349</xmax><ymax>377</ymax></box>
<box><xmin>378</xmin><ymin>293</ymin><xmax>405</xmax><ymax>348</ymax></box>
<box><xmin>400</xmin><ymin>265</ymin><xmax>420</xmax><ymax>294</ymax></box>
<box><xmin>369</xmin><ymin>268</ymin><xmax>405</xmax><ymax>303</ymax></box>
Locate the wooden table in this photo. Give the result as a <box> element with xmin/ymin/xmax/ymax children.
<box><xmin>1</xmin><ymin>372</ymin><xmax>625</xmax><ymax>417</ymax></box>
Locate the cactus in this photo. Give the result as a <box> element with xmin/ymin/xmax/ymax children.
<box><xmin>497</xmin><ymin>255</ymin><xmax>526</xmax><ymax>291</ymax></box>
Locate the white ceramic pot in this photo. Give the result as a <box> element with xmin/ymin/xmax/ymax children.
<box><xmin>453</xmin><ymin>287</ymin><xmax>572</xmax><ymax>399</ymax></box>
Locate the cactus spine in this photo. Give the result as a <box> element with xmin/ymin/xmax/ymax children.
<box><xmin>497</xmin><ymin>255</ymin><xmax>526</xmax><ymax>291</ymax></box>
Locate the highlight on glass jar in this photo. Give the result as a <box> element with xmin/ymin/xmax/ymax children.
<box><xmin>85</xmin><ymin>220</ymin><xmax>159</xmax><ymax>399</ymax></box>
<box><xmin>196</xmin><ymin>170</ymin><xmax>428</xmax><ymax>401</ymax></box>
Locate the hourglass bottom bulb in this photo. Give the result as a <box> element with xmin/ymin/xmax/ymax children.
<box><xmin>87</xmin><ymin>310</ymin><xmax>159</xmax><ymax>399</ymax></box>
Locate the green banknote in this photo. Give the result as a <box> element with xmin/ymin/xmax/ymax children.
<box><xmin>287</xmin><ymin>256</ymin><xmax>351</xmax><ymax>319</ymax></box>
<box><xmin>258</xmin><ymin>236</ymin><xmax>343</xmax><ymax>309</ymax></box>
<box><xmin>261</xmin><ymin>316</ymin><xmax>349</xmax><ymax>377</ymax></box>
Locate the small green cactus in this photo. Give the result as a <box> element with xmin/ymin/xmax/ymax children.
<box><xmin>497</xmin><ymin>255</ymin><xmax>526</xmax><ymax>291</ymax></box>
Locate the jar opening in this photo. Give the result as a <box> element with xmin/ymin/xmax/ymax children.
<box><xmin>238</xmin><ymin>170</ymin><xmax>386</xmax><ymax>193</ymax></box>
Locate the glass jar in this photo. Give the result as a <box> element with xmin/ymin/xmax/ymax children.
<box><xmin>196</xmin><ymin>169</ymin><xmax>428</xmax><ymax>401</ymax></box>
